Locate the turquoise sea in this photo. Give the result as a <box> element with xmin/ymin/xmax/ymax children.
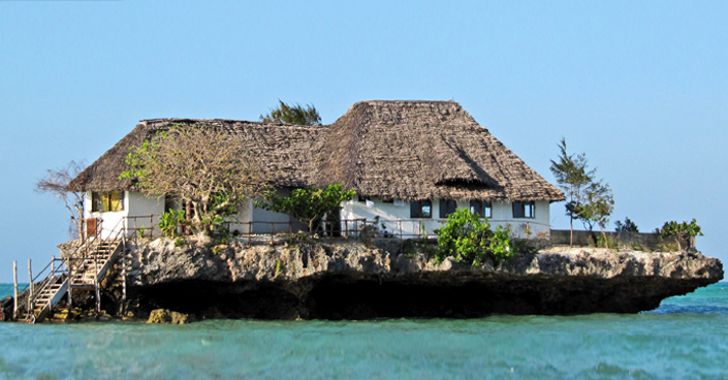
<box><xmin>1</xmin><ymin>283</ymin><xmax>727</xmax><ymax>379</ymax></box>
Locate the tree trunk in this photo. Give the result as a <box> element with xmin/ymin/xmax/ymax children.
<box><xmin>569</xmin><ymin>217</ymin><xmax>574</xmax><ymax>247</ymax></box>
<box><xmin>185</xmin><ymin>201</ymin><xmax>193</xmax><ymax>235</ymax></box>
<box><xmin>308</xmin><ymin>218</ymin><xmax>316</xmax><ymax>236</ymax></box>
<box><xmin>76</xmin><ymin>208</ymin><xmax>85</xmax><ymax>242</ymax></box>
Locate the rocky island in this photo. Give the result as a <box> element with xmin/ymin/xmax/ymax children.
<box><xmin>46</xmin><ymin>238</ymin><xmax>722</xmax><ymax>322</ymax></box>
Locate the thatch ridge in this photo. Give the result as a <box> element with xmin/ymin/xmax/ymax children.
<box><xmin>70</xmin><ymin>101</ymin><xmax>564</xmax><ymax>202</ymax></box>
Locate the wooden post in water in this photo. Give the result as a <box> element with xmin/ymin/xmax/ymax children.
<box><xmin>67</xmin><ymin>258</ymin><xmax>73</xmax><ymax>309</ymax></box>
<box><xmin>12</xmin><ymin>260</ymin><xmax>18</xmax><ymax>320</ymax></box>
<box><xmin>27</xmin><ymin>259</ymin><xmax>33</xmax><ymax>313</ymax></box>
<box><xmin>94</xmin><ymin>253</ymin><xmax>100</xmax><ymax>315</ymax></box>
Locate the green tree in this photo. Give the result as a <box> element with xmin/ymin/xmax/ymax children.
<box><xmin>260</xmin><ymin>184</ymin><xmax>356</xmax><ymax>234</ymax></box>
<box><xmin>576</xmin><ymin>179</ymin><xmax>614</xmax><ymax>247</ymax></box>
<box><xmin>260</xmin><ymin>100</ymin><xmax>321</xmax><ymax>125</ymax></box>
<box><xmin>550</xmin><ymin>138</ymin><xmax>593</xmax><ymax>246</ymax></box>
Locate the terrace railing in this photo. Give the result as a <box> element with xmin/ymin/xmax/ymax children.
<box><xmin>86</xmin><ymin>214</ymin><xmax>550</xmax><ymax>245</ymax></box>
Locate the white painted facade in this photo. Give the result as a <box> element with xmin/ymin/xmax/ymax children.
<box><xmin>340</xmin><ymin>198</ymin><xmax>551</xmax><ymax>239</ymax></box>
<box><xmin>226</xmin><ymin>199</ymin><xmax>304</xmax><ymax>235</ymax></box>
<box><xmin>85</xmin><ymin>191</ymin><xmax>300</xmax><ymax>238</ymax></box>
<box><xmin>85</xmin><ymin>191</ymin><xmax>552</xmax><ymax>240</ymax></box>
<box><xmin>82</xmin><ymin>191</ymin><xmax>164</xmax><ymax>239</ymax></box>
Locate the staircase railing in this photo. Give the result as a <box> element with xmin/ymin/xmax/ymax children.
<box><xmin>24</xmin><ymin>256</ymin><xmax>68</xmax><ymax>321</ymax></box>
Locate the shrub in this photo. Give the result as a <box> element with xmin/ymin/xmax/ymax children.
<box><xmin>657</xmin><ymin>219</ymin><xmax>703</xmax><ymax>251</ymax></box>
<box><xmin>594</xmin><ymin>234</ymin><xmax>617</xmax><ymax>250</ymax></box>
<box><xmin>488</xmin><ymin>226</ymin><xmax>514</xmax><ymax>263</ymax></box>
<box><xmin>160</xmin><ymin>209</ymin><xmax>185</xmax><ymax>238</ymax></box>
<box><xmin>259</xmin><ymin>184</ymin><xmax>356</xmax><ymax>235</ymax></box>
<box><xmin>435</xmin><ymin>209</ymin><xmax>514</xmax><ymax>266</ymax></box>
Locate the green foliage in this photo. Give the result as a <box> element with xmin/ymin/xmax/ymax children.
<box><xmin>594</xmin><ymin>234</ymin><xmax>617</xmax><ymax>250</ymax></box>
<box><xmin>119</xmin><ymin>134</ymin><xmax>165</xmax><ymax>182</ymax></box>
<box><xmin>260</xmin><ymin>100</ymin><xmax>321</xmax><ymax>126</ymax></box>
<box><xmin>136</xmin><ymin>227</ymin><xmax>147</xmax><ymax>240</ymax></box>
<box><xmin>160</xmin><ymin>209</ymin><xmax>186</xmax><ymax>238</ymax></box>
<box><xmin>576</xmin><ymin>180</ymin><xmax>614</xmax><ymax>232</ymax></box>
<box><xmin>488</xmin><ymin>226</ymin><xmax>515</xmax><ymax>263</ymax></box>
<box><xmin>435</xmin><ymin>209</ymin><xmax>514</xmax><ymax>266</ymax></box>
<box><xmin>615</xmin><ymin>217</ymin><xmax>639</xmax><ymax>233</ymax></box>
<box><xmin>260</xmin><ymin>184</ymin><xmax>356</xmax><ymax>234</ymax></box>
<box><xmin>550</xmin><ymin>138</ymin><xmax>615</xmax><ymax>239</ymax></box>
<box><xmin>550</xmin><ymin>138</ymin><xmax>593</xmax><ymax>224</ymax></box>
<box><xmin>274</xmin><ymin>259</ymin><xmax>283</xmax><ymax>277</ymax></box>
<box><xmin>658</xmin><ymin>219</ymin><xmax>703</xmax><ymax>250</ymax></box>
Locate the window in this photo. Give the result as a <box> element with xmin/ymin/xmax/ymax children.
<box><xmin>410</xmin><ymin>199</ymin><xmax>432</xmax><ymax>218</ymax></box>
<box><xmin>512</xmin><ymin>201</ymin><xmax>535</xmax><ymax>219</ymax></box>
<box><xmin>469</xmin><ymin>200</ymin><xmax>492</xmax><ymax>218</ymax></box>
<box><xmin>91</xmin><ymin>191</ymin><xmax>124</xmax><ymax>212</ymax></box>
<box><xmin>439</xmin><ymin>199</ymin><xmax>457</xmax><ymax>218</ymax></box>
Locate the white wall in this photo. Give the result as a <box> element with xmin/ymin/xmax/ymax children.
<box><xmin>340</xmin><ymin>198</ymin><xmax>551</xmax><ymax>239</ymax></box>
<box><xmin>83</xmin><ymin>191</ymin><xmax>164</xmax><ymax>239</ymax></box>
<box><xmin>83</xmin><ymin>191</ymin><xmax>127</xmax><ymax>239</ymax></box>
<box><xmin>125</xmin><ymin>192</ymin><xmax>164</xmax><ymax>237</ymax></box>
<box><xmin>228</xmin><ymin>198</ymin><xmax>306</xmax><ymax>235</ymax></box>
<box><xmin>85</xmin><ymin>192</ymin><xmax>551</xmax><ymax>240</ymax></box>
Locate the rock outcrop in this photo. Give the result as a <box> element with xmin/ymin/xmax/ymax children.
<box><xmin>115</xmin><ymin>239</ymin><xmax>723</xmax><ymax>320</ymax></box>
<box><xmin>146</xmin><ymin>308</ymin><xmax>189</xmax><ymax>324</ymax></box>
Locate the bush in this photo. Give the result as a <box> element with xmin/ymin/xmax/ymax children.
<box><xmin>435</xmin><ymin>209</ymin><xmax>514</xmax><ymax>266</ymax></box>
<box><xmin>657</xmin><ymin>219</ymin><xmax>703</xmax><ymax>251</ymax></box>
<box><xmin>159</xmin><ymin>209</ymin><xmax>185</xmax><ymax>238</ymax></box>
<box><xmin>488</xmin><ymin>226</ymin><xmax>514</xmax><ymax>263</ymax></box>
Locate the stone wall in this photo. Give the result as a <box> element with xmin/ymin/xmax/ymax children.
<box><xmin>550</xmin><ymin>229</ymin><xmax>668</xmax><ymax>250</ymax></box>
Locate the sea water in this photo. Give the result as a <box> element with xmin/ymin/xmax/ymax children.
<box><xmin>0</xmin><ymin>283</ymin><xmax>726</xmax><ymax>379</ymax></box>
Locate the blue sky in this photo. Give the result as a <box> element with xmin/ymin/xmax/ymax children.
<box><xmin>1</xmin><ymin>1</ymin><xmax>726</xmax><ymax>281</ymax></box>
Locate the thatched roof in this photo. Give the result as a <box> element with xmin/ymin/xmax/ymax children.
<box><xmin>70</xmin><ymin>100</ymin><xmax>564</xmax><ymax>202</ymax></box>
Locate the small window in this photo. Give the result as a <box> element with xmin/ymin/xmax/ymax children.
<box><xmin>410</xmin><ymin>200</ymin><xmax>432</xmax><ymax>218</ymax></box>
<box><xmin>512</xmin><ymin>201</ymin><xmax>535</xmax><ymax>219</ymax></box>
<box><xmin>91</xmin><ymin>191</ymin><xmax>124</xmax><ymax>212</ymax></box>
<box><xmin>439</xmin><ymin>199</ymin><xmax>457</xmax><ymax>218</ymax></box>
<box><xmin>469</xmin><ymin>200</ymin><xmax>492</xmax><ymax>218</ymax></box>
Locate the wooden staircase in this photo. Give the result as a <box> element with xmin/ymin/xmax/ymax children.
<box><xmin>70</xmin><ymin>241</ymin><xmax>121</xmax><ymax>288</ymax></box>
<box><xmin>22</xmin><ymin>238</ymin><xmax>124</xmax><ymax>324</ymax></box>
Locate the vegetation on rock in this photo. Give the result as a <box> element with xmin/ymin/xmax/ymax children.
<box><xmin>435</xmin><ymin>209</ymin><xmax>513</xmax><ymax>266</ymax></box>
<box><xmin>658</xmin><ymin>219</ymin><xmax>703</xmax><ymax>251</ymax></box>
<box><xmin>259</xmin><ymin>184</ymin><xmax>356</xmax><ymax>234</ymax></box>
<box><xmin>159</xmin><ymin>209</ymin><xmax>186</xmax><ymax>238</ymax></box>
<box><xmin>550</xmin><ymin>138</ymin><xmax>614</xmax><ymax>247</ymax></box>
